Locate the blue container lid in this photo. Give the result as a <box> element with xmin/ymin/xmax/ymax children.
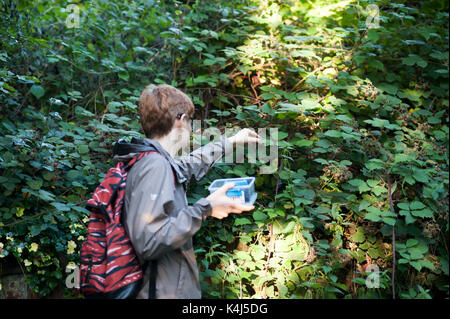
<box><xmin>226</xmin><ymin>189</ymin><xmax>243</xmax><ymax>197</ymax></box>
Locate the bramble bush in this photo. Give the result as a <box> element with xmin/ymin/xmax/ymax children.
<box><xmin>0</xmin><ymin>0</ymin><xmax>448</xmax><ymax>298</ymax></box>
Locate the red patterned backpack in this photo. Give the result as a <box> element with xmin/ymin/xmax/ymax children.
<box><xmin>79</xmin><ymin>139</ymin><xmax>174</xmax><ymax>299</ymax></box>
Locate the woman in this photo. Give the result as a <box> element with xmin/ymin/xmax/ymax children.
<box><xmin>113</xmin><ymin>84</ymin><xmax>262</xmax><ymax>299</ymax></box>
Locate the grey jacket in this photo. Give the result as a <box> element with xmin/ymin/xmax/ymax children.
<box><xmin>113</xmin><ymin>134</ymin><xmax>233</xmax><ymax>299</ymax></box>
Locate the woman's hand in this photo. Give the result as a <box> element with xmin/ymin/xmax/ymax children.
<box><xmin>228</xmin><ymin>128</ymin><xmax>263</xmax><ymax>146</ymax></box>
<box><xmin>205</xmin><ymin>182</ymin><xmax>255</xmax><ymax>219</ymax></box>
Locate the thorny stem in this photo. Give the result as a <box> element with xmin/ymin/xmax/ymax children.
<box><xmin>263</xmin><ymin>158</ymin><xmax>284</xmax><ymax>298</ymax></box>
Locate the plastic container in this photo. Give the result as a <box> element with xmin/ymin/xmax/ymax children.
<box><xmin>208</xmin><ymin>177</ymin><xmax>257</xmax><ymax>205</ymax></box>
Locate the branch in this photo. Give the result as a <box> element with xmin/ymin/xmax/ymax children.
<box><xmin>290</xmin><ymin>61</ymin><xmax>333</xmax><ymax>92</ymax></box>
<box><xmin>263</xmin><ymin>158</ymin><xmax>284</xmax><ymax>298</ymax></box>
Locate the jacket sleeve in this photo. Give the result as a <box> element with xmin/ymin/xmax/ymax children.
<box><xmin>124</xmin><ymin>154</ymin><xmax>212</xmax><ymax>261</ymax></box>
<box><xmin>174</xmin><ymin>134</ymin><xmax>234</xmax><ymax>183</ymax></box>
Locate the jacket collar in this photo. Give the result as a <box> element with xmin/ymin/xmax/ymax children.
<box><xmin>113</xmin><ymin>137</ymin><xmax>187</xmax><ymax>184</ymax></box>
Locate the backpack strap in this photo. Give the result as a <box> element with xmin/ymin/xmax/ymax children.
<box><xmin>141</xmin><ymin>260</ymin><xmax>157</xmax><ymax>299</ymax></box>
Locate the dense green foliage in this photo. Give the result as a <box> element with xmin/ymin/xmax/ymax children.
<box><xmin>0</xmin><ymin>0</ymin><xmax>448</xmax><ymax>298</ymax></box>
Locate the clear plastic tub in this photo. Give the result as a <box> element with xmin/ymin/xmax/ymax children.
<box><xmin>208</xmin><ymin>177</ymin><xmax>257</xmax><ymax>205</ymax></box>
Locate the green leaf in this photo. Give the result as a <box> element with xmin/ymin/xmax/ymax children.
<box><xmin>38</xmin><ymin>189</ymin><xmax>55</xmax><ymax>201</ymax></box>
<box><xmin>409</xmin><ymin>248</ymin><xmax>426</xmax><ymax>260</ymax></box>
<box><xmin>394</xmin><ymin>153</ymin><xmax>412</xmax><ymax>163</ymax></box>
<box><xmin>377</xmin><ymin>83</ymin><xmax>398</xmax><ymax>95</ymax></box>
<box><xmin>313</xmin><ymin>158</ymin><xmax>328</xmax><ymax>165</ymax></box>
<box><xmin>359</xmin><ymin>182</ymin><xmax>371</xmax><ymax>193</ymax></box>
<box><xmin>66</xmin><ymin>170</ymin><xmax>82</xmax><ymax>180</ymax></box>
<box><xmin>292</xmin><ymin>49</ymin><xmax>318</xmax><ymax>59</ymax></box>
<box><xmin>294</xmin><ymin>139</ymin><xmax>314</xmax><ymax>147</ymax></box>
<box><xmin>294</xmin><ymin>188</ymin><xmax>315</xmax><ymax>200</ymax></box>
<box><xmin>118</xmin><ymin>71</ymin><xmax>129</xmax><ymax>81</ymax></box>
<box><xmin>286</xmin><ymin>271</ymin><xmax>299</xmax><ymax>284</ymax></box>
<box><xmin>324</xmin><ymin>130</ymin><xmax>342</xmax><ymax>138</ymax></box>
<box><xmin>340</xmin><ymin>126</ymin><xmax>353</xmax><ymax>134</ymax></box>
<box><xmin>434</xmin><ymin>69</ymin><xmax>449</xmax><ymax>75</ymax></box>
<box><xmin>315</xmin><ymin>139</ymin><xmax>332</xmax><ymax>148</ymax></box>
<box><xmin>351</xmin><ymin>278</ymin><xmax>367</xmax><ymax>285</ymax></box>
<box><xmin>301</xmin><ymin>99</ymin><xmax>321</xmax><ymax>110</ymax></box>
<box><xmin>277</xmin><ymin>131</ymin><xmax>289</xmax><ymax>140</ymax></box>
<box><xmin>253</xmin><ymin>210</ymin><xmax>267</xmax><ymax>222</ymax></box>
<box><xmin>51</xmin><ymin>202</ymin><xmax>71</xmax><ymax>211</ymax></box>
<box><xmin>367</xmin><ymin>179</ymin><xmax>379</xmax><ymax>188</ymax></box>
<box><xmin>382</xmin><ymin>217</ymin><xmax>396</xmax><ymax>226</ymax></box>
<box><xmin>281</xmin><ymin>221</ymin><xmax>296</xmax><ymax>234</ymax></box>
<box><xmin>364</xmin><ymin>118</ymin><xmax>388</xmax><ymax>128</ymax></box>
<box><xmin>351</xmin><ymin>227</ymin><xmax>366</xmax><ymax>243</ymax></box>
<box><xmin>406</xmin><ymin>239</ymin><xmax>419</xmax><ymax>248</ymax></box>
<box><xmin>335</xmin><ymin>115</ymin><xmax>352</xmax><ymax>123</ymax></box>
<box><xmin>365</xmin><ymin>207</ymin><xmax>381</xmax><ymax>222</ymax></box>
<box><xmin>77</xmin><ymin>144</ymin><xmax>89</xmax><ymax>154</ymax></box>
<box><xmin>418</xmin><ymin>260</ymin><xmax>436</xmax><ymax>271</ymax></box>
<box><xmin>410</xmin><ymin>261</ymin><xmax>423</xmax><ymax>271</ymax></box>
<box><xmin>348</xmin><ymin>179</ymin><xmax>370</xmax><ymax>193</ymax></box>
<box><xmin>261</xmin><ymin>103</ymin><xmax>275</xmax><ymax>115</ymax></box>
<box><xmin>402</xmin><ymin>54</ymin><xmax>428</xmax><ymax>68</ymax></box>
<box><xmin>404</xmin><ymin>175</ymin><xmax>415</xmax><ymax>185</ymax></box>
<box><xmin>398</xmin><ymin>209</ymin><xmax>410</xmax><ymax>216</ymax></box>
<box><xmin>368</xmin><ymin>59</ymin><xmax>385</xmax><ymax>71</ymax></box>
<box><xmin>398</xmin><ymin>258</ymin><xmax>410</xmax><ymax>265</ymax></box>
<box><xmin>234</xmin><ymin>217</ymin><xmax>252</xmax><ymax>226</ymax></box>
<box><xmin>26</xmin><ymin>179</ymin><xmax>43</xmax><ymax>190</ymax></box>
<box><xmin>405</xmin><ymin>212</ymin><xmax>416</xmax><ymax>224</ymax></box>
<box><xmin>411</xmin><ymin>208</ymin><xmax>433</xmax><ymax>218</ymax></box>
<box><xmin>367</xmin><ymin>29</ymin><xmax>379</xmax><ymax>41</ymax></box>
<box><xmin>359</xmin><ymin>241</ymin><xmax>370</xmax><ymax>250</ymax></box>
<box><xmin>15</xmin><ymin>207</ymin><xmax>25</xmax><ymax>217</ymax></box>
<box><xmin>30</xmin><ymin>225</ymin><xmax>42</xmax><ymax>236</ymax></box>
<box><xmin>430</xmin><ymin>50</ymin><xmax>449</xmax><ymax>60</ymax></box>
<box><xmin>365</xmin><ymin>159</ymin><xmax>385</xmax><ymax>171</ymax></box>
<box><xmin>30</xmin><ymin>85</ymin><xmax>45</xmax><ymax>99</ymax></box>
<box><xmin>398</xmin><ymin>89</ymin><xmax>422</xmax><ymax>102</ymax></box>
<box><xmin>71</xmin><ymin>206</ymin><xmax>90</xmax><ymax>214</ymax></box>
<box><xmin>368</xmin><ymin>247</ymin><xmax>382</xmax><ymax>259</ymax></box>
<box><xmin>359</xmin><ymin>199</ymin><xmax>371</xmax><ymax>212</ymax></box>
<box><xmin>413</xmin><ymin>170</ymin><xmax>429</xmax><ymax>183</ymax></box>
<box><xmin>108</xmin><ymin>101</ymin><xmax>122</xmax><ymax>113</ymax></box>
<box><xmin>285</xmin><ymin>245</ymin><xmax>308</xmax><ymax>261</ymax></box>
<box><xmin>428</xmin><ymin>117</ymin><xmax>441</xmax><ymax>124</ymax></box>
<box><xmin>261</xmin><ymin>92</ymin><xmax>274</xmax><ymax>100</ymax></box>
<box><xmin>372</xmin><ymin>185</ymin><xmax>387</xmax><ymax>196</ymax></box>
<box><xmin>410</xmin><ymin>201</ymin><xmax>425</xmax><ymax>210</ymax></box>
